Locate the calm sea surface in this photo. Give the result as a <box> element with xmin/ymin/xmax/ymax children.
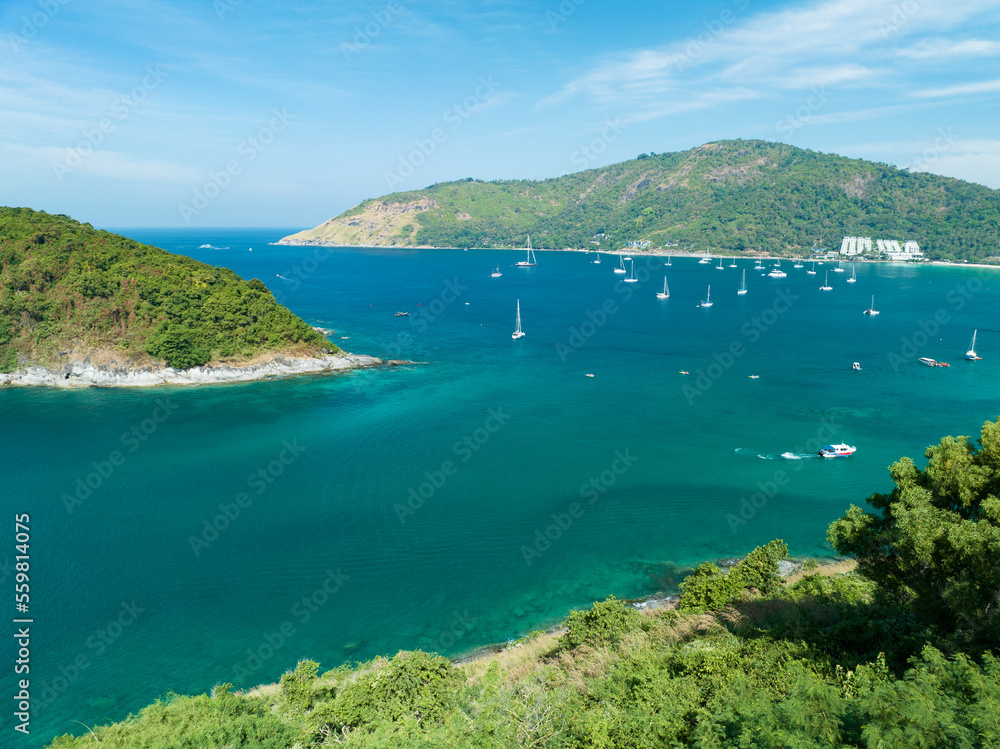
<box><xmin>4</xmin><ymin>228</ymin><xmax>1000</xmax><ymax>745</ymax></box>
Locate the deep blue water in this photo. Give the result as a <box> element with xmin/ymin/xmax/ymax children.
<box><xmin>4</xmin><ymin>227</ymin><xmax>1000</xmax><ymax>745</ymax></box>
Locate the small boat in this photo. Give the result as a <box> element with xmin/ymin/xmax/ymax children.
<box><xmin>394</xmin><ymin>311</ymin><xmax>410</xmax><ymax>317</ymax></box>
<box><xmin>807</xmin><ymin>262</ymin><xmax>817</xmax><ymax>275</ymax></box>
<box><xmin>919</xmin><ymin>357</ymin><xmax>937</xmax><ymax>367</ymax></box>
<box><xmin>624</xmin><ymin>260</ymin><xmax>638</xmax><ymax>283</ymax></box>
<box><xmin>585</xmin><ymin>373</ymin><xmax>595</xmax><ymax>377</ymax></box>
<box><xmin>833</xmin><ymin>260</ymin><xmax>845</xmax><ymax>273</ymax></box>
<box><xmin>716</xmin><ymin>257</ymin><xmax>725</xmax><ymax>270</ymax></box>
<box><xmin>656</xmin><ymin>277</ymin><xmax>670</xmax><ymax>299</ymax></box>
<box><xmin>754</xmin><ymin>259</ymin><xmax>763</xmax><ymax>270</ymax></box>
<box><xmin>666</xmin><ymin>255</ymin><xmax>672</xmax><ymax>266</ymax></box>
<box><xmin>248</xmin><ymin>248</ymin><xmax>253</xmax><ymax>252</ymax></box>
<box><xmin>863</xmin><ymin>295</ymin><xmax>879</xmax><ymax>315</ymax></box>
<box><xmin>623</xmin><ymin>255</ymin><xmax>632</xmax><ymax>261</ymax></box>
<box><xmin>820</xmin><ymin>272</ymin><xmax>832</xmax><ymax>291</ymax></box>
<box><xmin>512</xmin><ymin>299</ymin><xmax>525</xmax><ymax>340</ymax></box>
<box><xmin>853</xmin><ymin>362</ymin><xmax>861</xmax><ymax>371</ymax></box>
<box><xmin>679</xmin><ymin>370</ymin><xmax>690</xmax><ymax>375</ymax></box>
<box><xmin>737</xmin><ymin>269</ymin><xmax>748</xmax><ymax>295</ymax></box>
<box><xmin>819</xmin><ymin>443</ymin><xmax>856</xmax><ymax>458</ymax></box>
<box><xmin>700</xmin><ymin>285</ymin><xmax>713</xmax><ymax>307</ymax></box>
<box><xmin>748</xmin><ymin>375</ymin><xmax>759</xmax><ymax>379</ymax></box>
<box><xmin>966</xmin><ymin>330</ymin><xmax>981</xmax><ymax>360</ymax></box>
<box><xmin>614</xmin><ymin>254</ymin><xmax>627</xmax><ymax>274</ymax></box>
<box><xmin>729</xmin><ymin>259</ymin><xmax>738</xmax><ymax>268</ymax></box>
<box><xmin>592</xmin><ymin>254</ymin><xmax>601</xmax><ymax>264</ymax></box>
<box><xmin>846</xmin><ymin>265</ymin><xmax>857</xmax><ymax>283</ymax></box>
<box><xmin>793</xmin><ymin>260</ymin><xmax>803</xmax><ymax>268</ymax></box>
<box><xmin>490</xmin><ymin>263</ymin><xmax>502</xmax><ymax>278</ymax></box>
<box><xmin>699</xmin><ymin>256</ymin><xmax>711</xmax><ymax>264</ymax></box>
<box><xmin>515</xmin><ymin>236</ymin><xmax>537</xmax><ymax>267</ymax></box>
<box><xmin>768</xmin><ymin>264</ymin><xmax>787</xmax><ymax>278</ymax></box>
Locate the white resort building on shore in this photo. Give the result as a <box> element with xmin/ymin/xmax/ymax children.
<box><xmin>840</xmin><ymin>236</ymin><xmax>923</xmax><ymax>261</ymax></box>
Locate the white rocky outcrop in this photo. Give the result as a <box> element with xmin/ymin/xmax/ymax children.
<box><xmin>0</xmin><ymin>353</ymin><xmax>386</xmax><ymax>389</ymax></box>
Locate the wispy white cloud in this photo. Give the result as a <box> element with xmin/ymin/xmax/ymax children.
<box><xmin>912</xmin><ymin>78</ymin><xmax>1000</xmax><ymax>98</ymax></box>
<box><xmin>896</xmin><ymin>38</ymin><xmax>1000</xmax><ymax>58</ymax></box>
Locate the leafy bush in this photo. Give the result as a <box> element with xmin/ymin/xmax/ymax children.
<box><xmin>561</xmin><ymin>595</ymin><xmax>642</xmax><ymax>650</ymax></box>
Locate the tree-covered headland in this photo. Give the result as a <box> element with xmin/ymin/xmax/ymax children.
<box><xmin>0</xmin><ymin>207</ymin><xmax>334</xmax><ymax>373</ymax></box>
<box><xmin>48</xmin><ymin>419</ymin><xmax>1000</xmax><ymax>747</ymax></box>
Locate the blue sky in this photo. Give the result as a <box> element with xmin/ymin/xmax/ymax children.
<box><xmin>2</xmin><ymin>0</ymin><xmax>998</xmax><ymax>228</ymax></box>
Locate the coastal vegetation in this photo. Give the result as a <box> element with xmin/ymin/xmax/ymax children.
<box><xmin>281</xmin><ymin>139</ymin><xmax>1000</xmax><ymax>262</ymax></box>
<box><xmin>48</xmin><ymin>419</ymin><xmax>1000</xmax><ymax>747</ymax></box>
<box><xmin>0</xmin><ymin>207</ymin><xmax>334</xmax><ymax>373</ymax></box>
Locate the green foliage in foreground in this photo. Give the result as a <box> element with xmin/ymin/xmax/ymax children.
<box><xmin>0</xmin><ymin>207</ymin><xmax>335</xmax><ymax>371</ymax></box>
<box><xmin>48</xmin><ymin>423</ymin><xmax>1000</xmax><ymax>748</ymax></box>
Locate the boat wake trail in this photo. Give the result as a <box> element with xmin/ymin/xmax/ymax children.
<box><xmin>735</xmin><ymin>448</ymin><xmax>818</xmax><ymax>460</ymax></box>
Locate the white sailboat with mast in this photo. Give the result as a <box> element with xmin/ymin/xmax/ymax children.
<box><xmin>614</xmin><ymin>254</ymin><xmax>627</xmax><ymax>273</ymax></box>
<box><xmin>846</xmin><ymin>264</ymin><xmax>856</xmax><ymax>283</ymax></box>
<box><xmin>738</xmin><ymin>269</ymin><xmax>748</xmax><ymax>295</ymax></box>
<box><xmin>657</xmin><ymin>277</ymin><xmax>670</xmax><ymax>299</ymax></box>
<box><xmin>511</xmin><ymin>300</ymin><xmax>525</xmax><ymax>339</ymax></box>
<box><xmin>515</xmin><ymin>236</ymin><xmax>537</xmax><ymax>267</ymax></box>
<box><xmin>700</xmin><ymin>285</ymin><xmax>713</xmax><ymax>307</ymax></box>
<box><xmin>624</xmin><ymin>259</ymin><xmax>638</xmax><ymax>282</ymax></box>
<box><xmin>820</xmin><ymin>271</ymin><xmax>832</xmax><ymax>291</ymax></box>
<box><xmin>966</xmin><ymin>329</ymin><xmax>981</xmax><ymax>360</ymax></box>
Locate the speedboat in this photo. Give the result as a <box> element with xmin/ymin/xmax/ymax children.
<box><xmin>819</xmin><ymin>443</ymin><xmax>856</xmax><ymax>458</ymax></box>
<box><xmin>394</xmin><ymin>311</ymin><xmax>409</xmax><ymax>317</ymax></box>
<box><xmin>853</xmin><ymin>362</ymin><xmax>861</xmax><ymax>370</ymax></box>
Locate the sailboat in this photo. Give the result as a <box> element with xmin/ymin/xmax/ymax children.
<box><xmin>511</xmin><ymin>300</ymin><xmax>525</xmax><ymax>339</ymax></box>
<box><xmin>592</xmin><ymin>253</ymin><xmax>601</xmax><ymax>264</ymax></box>
<box><xmin>793</xmin><ymin>259</ymin><xmax>803</xmax><ymax>268</ymax></box>
<box><xmin>515</xmin><ymin>236</ymin><xmax>537</xmax><ymax>266</ymax></box>
<box><xmin>863</xmin><ymin>295</ymin><xmax>879</xmax><ymax>315</ymax></box>
<box><xmin>614</xmin><ymin>254</ymin><xmax>627</xmax><ymax>274</ymax></box>
<box><xmin>699</xmin><ymin>255</ymin><xmax>711</xmax><ymax>264</ymax></box>
<box><xmin>966</xmin><ymin>330</ymin><xmax>981</xmax><ymax>360</ymax></box>
<box><xmin>657</xmin><ymin>277</ymin><xmax>670</xmax><ymax>299</ymax></box>
<box><xmin>624</xmin><ymin>260</ymin><xmax>638</xmax><ymax>283</ymax></box>
<box><xmin>820</xmin><ymin>272</ymin><xmax>832</xmax><ymax>291</ymax></box>
<box><xmin>807</xmin><ymin>262</ymin><xmax>817</xmax><ymax>275</ymax></box>
<box><xmin>716</xmin><ymin>257</ymin><xmax>725</xmax><ymax>270</ymax></box>
<box><xmin>833</xmin><ymin>259</ymin><xmax>845</xmax><ymax>272</ymax></box>
<box><xmin>490</xmin><ymin>263</ymin><xmax>502</xmax><ymax>278</ymax></box>
<box><xmin>700</xmin><ymin>285</ymin><xmax>713</xmax><ymax>307</ymax></box>
<box><xmin>846</xmin><ymin>264</ymin><xmax>856</xmax><ymax>283</ymax></box>
<box><xmin>666</xmin><ymin>255</ymin><xmax>672</xmax><ymax>266</ymax></box>
<box><xmin>729</xmin><ymin>258</ymin><xmax>738</xmax><ymax>268</ymax></box>
<box><xmin>737</xmin><ymin>269</ymin><xmax>748</xmax><ymax>295</ymax></box>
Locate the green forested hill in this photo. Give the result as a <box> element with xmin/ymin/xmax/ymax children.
<box><xmin>0</xmin><ymin>207</ymin><xmax>334</xmax><ymax>372</ymax></box>
<box><xmin>282</xmin><ymin>139</ymin><xmax>1000</xmax><ymax>260</ymax></box>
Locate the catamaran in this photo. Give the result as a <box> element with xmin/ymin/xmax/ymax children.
<box><xmin>737</xmin><ymin>269</ymin><xmax>748</xmax><ymax>295</ymax></box>
<box><xmin>807</xmin><ymin>262</ymin><xmax>817</xmax><ymax>275</ymax></box>
<box><xmin>820</xmin><ymin>272</ymin><xmax>832</xmax><ymax>291</ymax></box>
<box><xmin>515</xmin><ymin>236</ymin><xmax>537</xmax><ymax>266</ymax></box>
<box><xmin>768</xmin><ymin>262</ymin><xmax>787</xmax><ymax>278</ymax></box>
<box><xmin>657</xmin><ymin>277</ymin><xmax>670</xmax><ymax>299</ymax></box>
<box><xmin>490</xmin><ymin>263</ymin><xmax>502</xmax><ymax>278</ymax></box>
<box><xmin>614</xmin><ymin>254</ymin><xmax>627</xmax><ymax>274</ymax></box>
<box><xmin>700</xmin><ymin>285</ymin><xmax>713</xmax><ymax>307</ymax></box>
<box><xmin>863</xmin><ymin>295</ymin><xmax>879</xmax><ymax>315</ymax></box>
<box><xmin>846</xmin><ymin>265</ymin><xmax>856</xmax><ymax>283</ymax></box>
<box><xmin>966</xmin><ymin>329</ymin><xmax>981</xmax><ymax>360</ymax></box>
<box><xmin>624</xmin><ymin>260</ymin><xmax>638</xmax><ymax>283</ymax></box>
<box><xmin>511</xmin><ymin>300</ymin><xmax>525</xmax><ymax>339</ymax></box>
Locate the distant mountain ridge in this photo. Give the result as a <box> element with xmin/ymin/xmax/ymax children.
<box><xmin>279</xmin><ymin>139</ymin><xmax>1000</xmax><ymax>261</ymax></box>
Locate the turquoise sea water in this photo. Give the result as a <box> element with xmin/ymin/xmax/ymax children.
<box><xmin>4</xmin><ymin>228</ymin><xmax>1000</xmax><ymax>745</ymax></box>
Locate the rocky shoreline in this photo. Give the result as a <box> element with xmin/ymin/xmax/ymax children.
<box><xmin>0</xmin><ymin>352</ymin><xmax>400</xmax><ymax>389</ymax></box>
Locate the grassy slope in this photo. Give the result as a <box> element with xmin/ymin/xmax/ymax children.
<box><xmin>287</xmin><ymin>139</ymin><xmax>1000</xmax><ymax>260</ymax></box>
<box><xmin>0</xmin><ymin>207</ymin><xmax>337</xmax><ymax>372</ymax></box>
